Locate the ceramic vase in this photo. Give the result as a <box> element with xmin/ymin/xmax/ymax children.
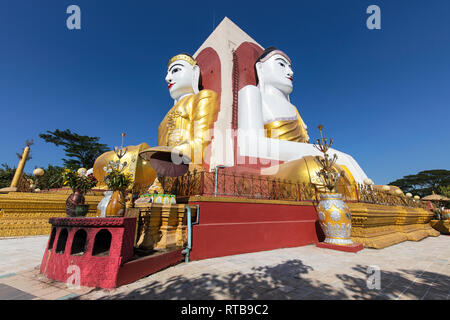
<box><xmin>73</xmin><ymin>204</ymin><xmax>90</xmax><ymax>217</ymax></box>
<box><xmin>105</xmin><ymin>190</ymin><xmax>125</xmax><ymax>217</ymax></box>
<box><xmin>66</xmin><ymin>189</ymin><xmax>85</xmax><ymax>217</ymax></box>
<box><xmin>316</xmin><ymin>193</ymin><xmax>354</xmax><ymax>245</ymax></box>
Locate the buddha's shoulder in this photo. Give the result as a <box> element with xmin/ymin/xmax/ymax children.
<box><xmin>194</xmin><ymin>89</ymin><xmax>218</xmax><ymax>102</ymax></box>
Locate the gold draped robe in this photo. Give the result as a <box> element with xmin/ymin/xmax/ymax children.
<box><xmin>264</xmin><ymin>109</ymin><xmax>309</xmax><ymax>143</ymax></box>
<box><xmin>158</xmin><ymin>89</ymin><xmax>219</xmax><ymax>166</ymax></box>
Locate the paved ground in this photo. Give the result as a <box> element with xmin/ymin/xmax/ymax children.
<box><xmin>0</xmin><ymin>236</ymin><xmax>48</xmax><ymax>277</ymax></box>
<box><xmin>0</xmin><ymin>235</ymin><xmax>449</xmax><ymax>300</ymax></box>
<box><xmin>0</xmin><ymin>236</ymin><xmax>94</xmax><ymax>300</ymax></box>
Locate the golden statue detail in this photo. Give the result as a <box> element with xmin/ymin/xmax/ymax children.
<box><xmin>141</xmin><ymin>53</ymin><xmax>219</xmax><ymax>194</ymax></box>
<box><xmin>93</xmin><ymin>54</ymin><xmax>218</xmax><ymax>195</ymax></box>
<box><xmin>157</xmin><ymin>88</ymin><xmax>218</xmax><ymax>166</ymax></box>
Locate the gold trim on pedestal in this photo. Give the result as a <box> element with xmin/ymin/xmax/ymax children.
<box><xmin>349</xmin><ymin>202</ymin><xmax>439</xmax><ymax>249</ymax></box>
<box><xmin>129</xmin><ymin>203</ymin><xmax>197</xmax><ymax>251</ymax></box>
<box><xmin>0</xmin><ymin>192</ymin><xmax>103</xmax><ymax>237</ymax></box>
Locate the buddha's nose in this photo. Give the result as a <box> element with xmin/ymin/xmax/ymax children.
<box><xmin>165</xmin><ymin>73</ymin><xmax>172</xmax><ymax>83</ymax></box>
<box><xmin>287</xmin><ymin>67</ymin><xmax>294</xmax><ymax>77</ymax></box>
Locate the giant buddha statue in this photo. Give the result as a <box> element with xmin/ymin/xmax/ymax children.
<box><xmin>94</xmin><ymin>54</ymin><xmax>218</xmax><ymax>193</ymax></box>
<box><xmin>155</xmin><ymin>53</ymin><xmax>218</xmax><ymax>166</ymax></box>
<box><xmin>139</xmin><ymin>53</ymin><xmax>219</xmax><ymax>191</ymax></box>
<box><xmin>237</xmin><ymin>47</ymin><xmax>369</xmax><ymax>194</ymax></box>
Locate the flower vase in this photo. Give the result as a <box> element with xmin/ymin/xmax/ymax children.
<box><xmin>316</xmin><ymin>193</ymin><xmax>354</xmax><ymax>245</ymax></box>
<box><xmin>66</xmin><ymin>189</ymin><xmax>85</xmax><ymax>217</ymax></box>
<box><xmin>105</xmin><ymin>190</ymin><xmax>126</xmax><ymax>217</ymax></box>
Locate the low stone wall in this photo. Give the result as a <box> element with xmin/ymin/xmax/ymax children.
<box><xmin>349</xmin><ymin>202</ymin><xmax>440</xmax><ymax>249</ymax></box>
<box><xmin>0</xmin><ymin>192</ymin><xmax>103</xmax><ymax>237</ymax></box>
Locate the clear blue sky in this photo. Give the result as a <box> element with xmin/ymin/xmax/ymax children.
<box><xmin>0</xmin><ymin>0</ymin><xmax>449</xmax><ymax>185</ymax></box>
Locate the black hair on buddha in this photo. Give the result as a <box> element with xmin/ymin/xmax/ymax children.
<box><xmin>256</xmin><ymin>46</ymin><xmax>279</xmax><ymax>63</ymax></box>
<box><xmin>254</xmin><ymin>46</ymin><xmax>278</xmax><ymax>85</ymax></box>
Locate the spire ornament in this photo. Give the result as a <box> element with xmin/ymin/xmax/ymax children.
<box><xmin>313</xmin><ymin>125</ymin><xmax>343</xmax><ymax>193</ymax></box>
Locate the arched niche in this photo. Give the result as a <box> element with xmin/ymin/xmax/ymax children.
<box><xmin>92</xmin><ymin>229</ymin><xmax>112</xmax><ymax>256</ymax></box>
<box><xmin>71</xmin><ymin>229</ymin><xmax>88</xmax><ymax>256</ymax></box>
<box><xmin>56</xmin><ymin>228</ymin><xmax>68</xmax><ymax>254</ymax></box>
<box><xmin>48</xmin><ymin>227</ymin><xmax>57</xmax><ymax>250</ymax></box>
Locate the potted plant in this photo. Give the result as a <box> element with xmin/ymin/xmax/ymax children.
<box><xmin>62</xmin><ymin>168</ymin><xmax>98</xmax><ymax>217</ymax></box>
<box><xmin>103</xmin><ymin>159</ymin><xmax>132</xmax><ymax>217</ymax></box>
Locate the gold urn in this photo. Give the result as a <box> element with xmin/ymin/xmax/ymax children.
<box><xmin>312</xmin><ymin>125</ymin><xmax>355</xmax><ymax>246</ymax></box>
<box><xmin>316</xmin><ymin>193</ymin><xmax>354</xmax><ymax>245</ymax></box>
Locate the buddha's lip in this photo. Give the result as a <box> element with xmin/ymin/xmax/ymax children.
<box><xmin>287</xmin><ymin>76</ymin><xmax>293</xmax><ymax>81</ymax></box>
<box><xmin>168</xmin><ymin>83</ymin><xmax>174</xmax><ymax>89</ymax></box>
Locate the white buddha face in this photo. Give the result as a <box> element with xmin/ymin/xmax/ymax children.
<box><xmin>257</xmin><ymin>54</ymin><xmax>294</xmax><ymax>95</ymax></box>
<box><xmin>165</xmin><ymin>60</ymin><xmax>196</xmax><ymax>101</ymax></box>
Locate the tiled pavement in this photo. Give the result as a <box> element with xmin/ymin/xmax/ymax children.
<box><xmin>0</xmin><ymin>235</ymin><xmax>449</xmax><ymax>300</ymax></box>
<box><xmin>0</xmin><ymin>236</ymin><xmax>93</xmax><ymax>300</ymax></box>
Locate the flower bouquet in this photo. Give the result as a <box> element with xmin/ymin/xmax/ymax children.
<box><xmin>103</xmin><ymin>159</ymin><xmax>132</xmax><ymax>216</ymax></box>
<box><xmin>62</xmin><ymin>168</ymin><xmax>98</xmax><ymax>217</ymax></box>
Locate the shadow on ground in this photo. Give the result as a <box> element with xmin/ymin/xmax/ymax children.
<box><xmin>78</xmin><ymin>259</ymin><xmax>449</xmax><ymax>300</ymax></box>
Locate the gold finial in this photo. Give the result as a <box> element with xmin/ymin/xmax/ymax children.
<box><xmin>114</xmin><ymin>132</ymin><xmax>128</xmax><ymax>160</ymax></box>
<box><xmin>313</xmin><ymin>125</ymin><xmax>341</xmax><ymax>192</ymax></box>
<box><xmin>168</xmin><ymin>54</ymin><xmax>197</xmax><ymax>67</ymax></box>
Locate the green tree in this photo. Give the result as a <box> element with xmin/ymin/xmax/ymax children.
<box><xmin>39</xmin><ymin>129</ymin><xmax>109</xmax><ymax>170</ymax></box>
<box><xmin>388</xmin><ymin>169</ymin><xmax>450</xmax><ymax>198</ymax></box>
<box><xmin>0</xmin><ymin>163</ymin><xmax>16</xmax><ymax>188</ymax></box>
<box><xmin>34</xmin><ymin>165</ymin><xmax>65</xmax><ymax>190</ymax></box>
<box><xmin>438</xmin><ymin>185</ymin><xmax>450</xmax><ymax>198</ymax></box>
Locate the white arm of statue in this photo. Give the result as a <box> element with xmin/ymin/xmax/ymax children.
<box><xmin>239</xmin><ymin>136</ymin><xmax>369</xmax><ymax>183</ymax></box>
<box><xmin>237</xmin><ymin>85</ymin><xmax>267</xmax><ymax>157</ymax></box>
<box><xmin>238</xmin><ymin>85</ymin><xmax>265</xmax><ymax>135</ymax></box>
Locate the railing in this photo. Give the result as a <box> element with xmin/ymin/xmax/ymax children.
<box><xmin>356</xmin><ymin>183</ymin><xmax>427</xmax><ymax>209</ymax></box>
<box><xmin>162</xmin><ymin>169</ymin><xmax>317</xmax><ymax>201</ymax></box>
<box><xmin>158</xmin><ymin>170</ymin><xmax>427</xmax><ymax>209</ymax></box>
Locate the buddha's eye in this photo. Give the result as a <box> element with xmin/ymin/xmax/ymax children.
<box><xmin>279</xmin><ymin>62</ymin><xmax>285</xmax><ymax>67</ymax></box>
<box><xmin>172</xmin><ymin>68</ymin><xmax>180</xmax><ymax>74</ymax></box>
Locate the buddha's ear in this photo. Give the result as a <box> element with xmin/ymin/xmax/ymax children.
<box><xmin>255</xmin><ymin>62</ymin><xmax>264</xmax><ymax>92</ymax></box>
<box><xmin>192</xmin><ymin>65</ymin><xmax>201</xmax><ymax>94</ymax></box>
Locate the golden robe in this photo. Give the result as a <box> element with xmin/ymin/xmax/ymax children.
<box><xmin>264</xmin><ymin>109</ymin><xmax>309</xmax><ymax>143</ymax></box>
<box><xmin>158</xmin><ymin>89</ymin><xmax>219</xmax><ymax>165</ymax></box>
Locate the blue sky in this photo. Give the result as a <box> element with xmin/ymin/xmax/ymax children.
<box><xmin>0</xmin><ymin>0</ymin><xmax>449</xmax><ymax>184</ymax></box>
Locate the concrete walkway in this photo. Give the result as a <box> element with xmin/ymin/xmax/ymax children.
<box><xmin>79</xmin><ymin>235</ymin><xmax>449</xmax><ymax>300</ymax></box>
<box><xmin>0</xmin><ymin>235</ymin><xmax>449</xmax><ymax>300</ymax></box>
<box><xmin>0</xmin><ymin>236</ymin><xmax>93</xmax><ymax>300</ymax></box>
<box><xmin>0</xmin><ymin>236</ymin><xmax>48</xmax><ymax>277</ymax></box>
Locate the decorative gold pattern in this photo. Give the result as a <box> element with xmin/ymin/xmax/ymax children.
<box><xmin>317</xmin><ymin>193</ymin><xmax>354</xmax><ymax>245</ymax></box>
<box><xmin>127</xmin><ymin>204</ymin><xmax>198</xmax><ymax>250</ymax></box>
<box><xmin>0</xmin><ymin>191</ymin><xmax>103</xmax><ymax>237</ymax></box>
<box><xmin>158</xmin><ymin>90</ymin><xmax>219</xmax><ymax>165</ymax></box>
<box><xmin>430</xmin><ymin>220</ymin><xmax>450</xmax><ymax>235</ymax></box>
<box><xmin>168</xmin><ymin>54</ymin><xmax>197</xmax><ymax>67</ymax></box>
<box><xmin>349</xmin><ymin>202</ymin><xmax>439</xmax><ymax>249</ymax></box>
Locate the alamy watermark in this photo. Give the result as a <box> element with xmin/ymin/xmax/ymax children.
<box><xmin>366</xmin><ymin>5</ymin><xmax>381</xmax><ymax>30</ymax></box>
<box><xmin>66</xmin><ymin>5</ymin><xmax>81</xmax><ymax>30</ymax></box>
<box><xmin>366</xmin><ymin>265</ymin><xmax>381</xmax><ymax>290</ymax></box>
<box><xmin>66</xmin><ymin>264</ymin><xmax>81</xmax><ymax>289</ymax></box>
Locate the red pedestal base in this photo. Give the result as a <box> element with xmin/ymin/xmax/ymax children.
<box><xmin>316</xmin><ymin>242</ymin><xmax>364</xmax><ymax>253</ymax></box>
<box><xmin>188</xmin><ymin>201</ymin><xmax>322</xmax><ymax>261</ymax></box>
